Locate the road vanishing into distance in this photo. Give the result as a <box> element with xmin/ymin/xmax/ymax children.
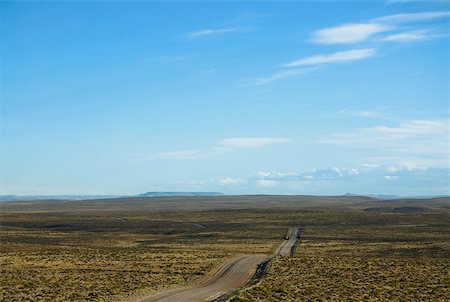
<box><xmin>275</xmin><ymin>228</ymin><xmax>299</xmax><ymax>256</ymax></box>
<box><xmin>137</xmin><ymin>228</ymin><xmax>299</xmax><ymax>302</ymax></box>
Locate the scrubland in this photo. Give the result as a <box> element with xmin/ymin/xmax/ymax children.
<box><xmin>1</xmin><ymin>196</ymin><xmax>449</xmax><ymax>301</ymax></box>
<box><xmin>231</xmin><ymin>203</ymin><xmax>450</xmax><ymax>301</ymax></box>
<box><xmin>0</xmin><ymin>199</ymin><xmax>289</xmax><ymax>301</ymax></box>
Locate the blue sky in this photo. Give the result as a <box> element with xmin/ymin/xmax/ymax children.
<box><xmin>1</xmin><ymin>1</ymin><xmax>449</xmax><ymax>196</ymax></box>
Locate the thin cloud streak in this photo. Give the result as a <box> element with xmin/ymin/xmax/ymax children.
<box><xmin>256</xmin><ymin>68</ymin><xmax>317</xmax><ymax>85</ymax></box>
<box><xmin>318</xmin><ymin>119</ymin><xmax>449</xmax><ymax>167</ymax></box>
<box><xmin>256</xmin><ymin>49</ymin><xmax>376</xmax><ymax>85</ymax></box>
<box><xmin>255</xmin><ymin>10</ymin><xmax>449</xmax><ymax>85</ymax></box>
<box><xmin>185</xmin><ymin>27</ymin><xmax>252</xmax><ymax>39</ymax></box>
<box><xmin>320</xmin><ymin>120</ymin><xmax>448</xmax><ymax>143</ymax></box>
<box><xmin>139</xmin><ymin>137</ymin><xmax>291</xmax><ymax>160</ymax></box>
<box><xmin>379</xmin><ymin>29</ymin><xmax>436</xmax><ymax>42</ymax></box>
<box><xmin>371</xmin><ymin>11</ymin><xmax>450</xmax><ymax>24</ymax></box>
<box><xmin>283</xmin><ymin>49</ymin><xmax>377</xmax><ymax>68</ymax></box>
<box><xmin>218</xmin><ymin>137</ymin><xmax>291</xmax><ymax>148</ymax></box>
<box><xmin>338</xmin><ymin>108</ymin><xmax>387</xmax><ymax>119</ymax></box>
<box><xmin>312</xmin><ymin>23</ymin><xmax>388</xmax><ymax>44</ymax></box>
<box><xmin>310</xmin><ymin>11</ymin><xmax>450</xmax><ymax>45</ymax></box>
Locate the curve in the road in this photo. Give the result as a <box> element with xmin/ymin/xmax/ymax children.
<box><xmin>134</xmin><ymin>228</ymin><xmax>299</xmax><ymax>302</ymax></box>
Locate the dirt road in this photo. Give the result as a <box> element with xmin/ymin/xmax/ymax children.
<box><xmin>274</xmin><ymin>228</ymin><xmax>299</xmax><ymax>256</ymax></box>
<box><xmin>136</xmin><ymin>228</ymin><xmax>299</xmax><ymax>302</ymax></box>
<box><xmin>138</xmin><ymin>256</ymin><xmax>264</xmax><ymax>302</ymax></box>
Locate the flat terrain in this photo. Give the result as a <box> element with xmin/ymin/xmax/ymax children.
<box><xmin>231</xmin><ymin>198</ymin><xmax>450</xmax><ymax>301</ymax></box>
<box><xmin>140</xmin><ymin>255</ymin><xmax>265</xmax><ymax>302</ymax></box>
<box><xmin>141</xmin><ymin>228</ymin><xmax>299</xmax><ymax>302</ymax></box>
<box><xmin>1</xmin><ymin>195</ymin><xmax>449</xmax><ymax>301</ymax></box>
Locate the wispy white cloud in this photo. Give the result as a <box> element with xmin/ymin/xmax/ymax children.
<box><xmin>185</xmin><ymin>27</ymin><xmax>251</xmax><ymax>39</ymax></box>
<box><xmin>252</xmin><ymin>166</ymin><xmax>449</xmax><ymax>194</ymax></box>
<box><xmin>255</xmin><ymin>49</ymin><xmax>376</xmax><ymax>85</ymax></box>
<box><xmin>321</xmin><ymin>119</ymin><xmax>448</xmax><ymax>143</ymax></box>
<box><xmin>384</xmin><ymin>175</ymin><xmax>399</xmax><ymax>181</ymax></box>
<box><xmin>283</xmin><ymin>49</ymin><xmax>377</xmax><ymax>67</ymax></box>
<box><xmin>312</xmin><ymin>23</ymin><xmax>388</xmax><ymax>44</ymax></box>
<box><xmin>379</xmin><ymin>29</ymin><xmax>437</xmax><ymax>42</ymax></box>
<box><xmin>139</xmin><ymin>137</ymin><xmax>291</xmax><ymax>160</ymax></box>
<box><xmin>372</xmin><ymin>11</ymin><xmax>450</xmax><ymax>24</ymax></box>
<box><xmin>257</xmin><ymin>179</ymin><xmax>278</xmax><ymax>188</ymax></box>
<box><xmin>380</xmin><ymin>30</ymin><xmax>427</xmax><ymax>42</ymax></box>
<box><xmin>218</xmin><ymin>177</ymin><xmax>245</xmax><ymax>185</ymax></box>
<box><xmin>258</xmin><ymin>171</ymin><xmax>298</xmax><ymax>179</ymax></box>
<box><xmin>319</xmin><ymin>119</ymin><xmax>450</xmax><ymax>167</ymax></box>
<box><xmin>254</xmin><ymin>168</ymin><xmax>361</xmax><ymax>183</ymax></box>
<box><xmin>254</xmin><ymin>10</ymin><xmax>448</xmax><ymax>85</ymax></box>
<box><xmin>168</xmin><ymin>166</ymin><xmax>450</xmax><ymax>195</ymax></box>
<box><xmin>255</xmin><ymin>68</ymin><xmax>317</xmax><ymax>85</ymax></box>
<box><xmin>218</xmin><ymin>137</ymin><xmax>291</xmax><ymax>148</ymax></box>
<box><xmin>368</xmin><ymin>120</ymin><xmax>447</xmax><ymax>137</ymax></box>
<box><xmin>338</xmin><ymin>107</ymin><xmax>389</xmax><ymax>118</ymax></box>
<box><xmin>145</xmin><ymin>150</ymin><xmax>207</xmax><ymax>160</ymax></box>
<box><xmin>361</xmin><ymin>163</ymin><xmax>381</xmax><ymax>169</ymax></box>
<box><xmin>310</xmin><ymin>11</ymin><xmax>450</xmax><ymax>45</ymax></box>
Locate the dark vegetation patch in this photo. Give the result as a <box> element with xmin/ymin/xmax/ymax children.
<box><xmin>231</xmin><ymin>198</ymin><xmax>450</xmax><ymax>302</ymax></box>
<box><xmin>1</xmin><ymin>196</ymin><xmax>449</xmax><ymax>301</ymax></box>
<box><xmin>393</xmin><ymin>206</ymin><xmax>429</xmax><ymax>213</ymax></box>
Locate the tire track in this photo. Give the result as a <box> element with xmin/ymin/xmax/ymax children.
<box><xmin>134</xmin><ymin>228</ymin><xmax>299</xmax><ymax>302</ymax></box>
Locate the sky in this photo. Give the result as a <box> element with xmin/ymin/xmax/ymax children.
<box><xmin>1</xmin><ymin>0</ymin><xmax>449</xmax><ymax>196</ymax></box>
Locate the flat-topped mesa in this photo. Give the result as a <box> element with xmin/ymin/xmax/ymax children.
<box><xmin>137</xmin><ymin>192</ymin><xmax>225</xmax><ymax>197</ymax></box>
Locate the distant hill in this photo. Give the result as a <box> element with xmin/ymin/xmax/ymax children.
<box><xmin>0</xmin><ymin>192</ymin><xmax>225</xmax><ymax>201</ymax></box>
<box><xmin>1</xmin><ymin>192</ymin><xmax>445</xmax><ymax>202</ymax></box>
<box><xmin>343</xmin><ymin>193</ymin><xmax>449</xmax><ymax>200</ymax></box>
<box><xmin>137</xmin><ymin>192</ymin><xmax>225</xmax><ymax>197</ymax></box>
<box><xmin>0</xmin><ymin>195</ymin><xmax>123</xmax><ymax>202</ymax></box>
<box><xmin>343</xmin><ymin>193</ymin><xmax>399</xmax><ymax>200</ymax></box>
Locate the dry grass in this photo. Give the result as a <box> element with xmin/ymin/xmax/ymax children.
<box><xmin>234</xmin><ymin>253</ymin><xmax>448</xmax><ymax>301</ymax></box>
<box><xmin>231</xmin><ymin>209</ymin><xmax>450</xmax><ymax>302</ymax></box>
<box><xmin>0</xmin><ymin>207</ymin><xmax>283</xmax><ymax>301</ymax></box>
<box><xmin>1</xmin><ymin>245</ymin><xmax>226</xmax><ymax>301</ymax></box>
<box><xmin>1</xmin><ymin>196</ymin><xmax>449</xmax><ymax>301</ymax></box>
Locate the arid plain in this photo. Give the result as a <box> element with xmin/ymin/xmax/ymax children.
<box><xmin>1</xmin><ymin>195</ymin><xmax>449</xmax><ymax>301</ymax></box>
